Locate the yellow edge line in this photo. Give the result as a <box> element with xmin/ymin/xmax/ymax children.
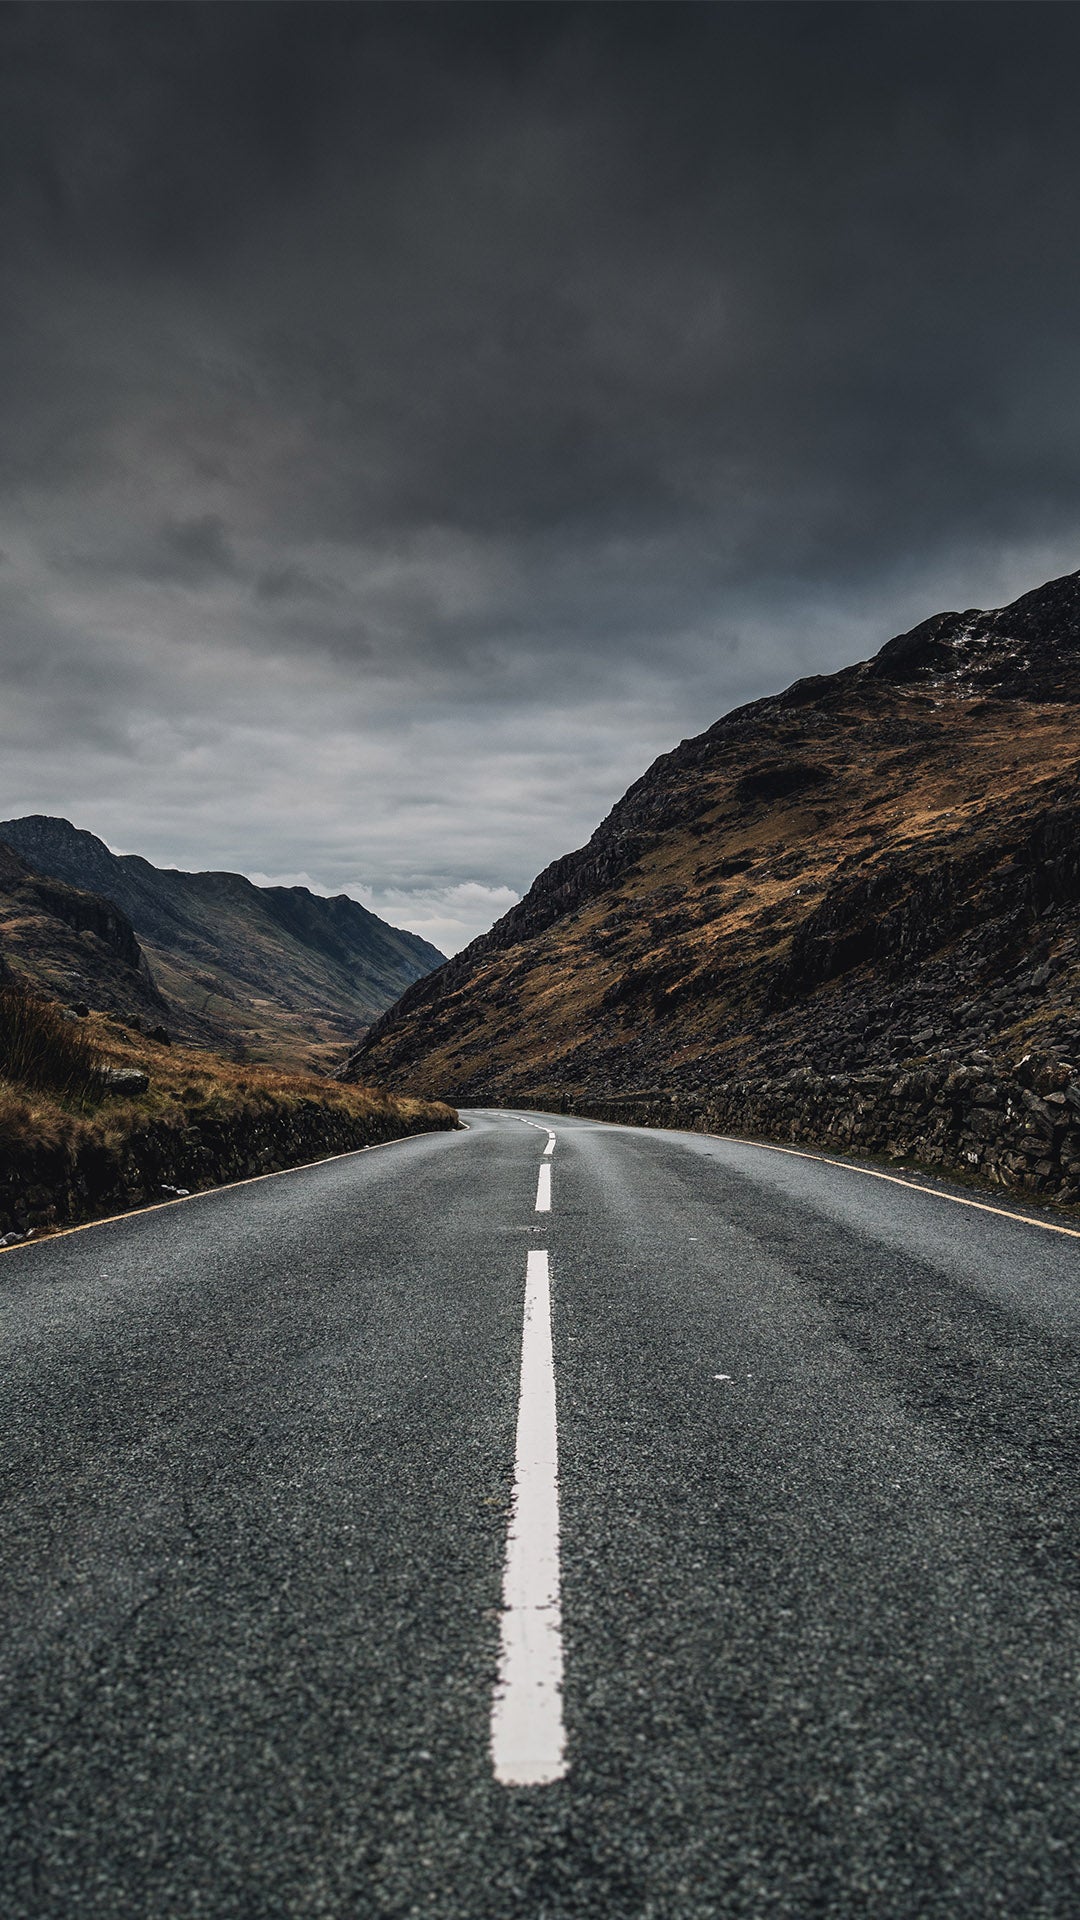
<box><xmin>704</xmin><ymin>1132</ymin><xmax>1080</xmax><ymax>1242</ymax></box>
<box><xmin>0</xmin><ymin>1124</ymin><xmax>462</xmax><ymax>1258</ymax></box>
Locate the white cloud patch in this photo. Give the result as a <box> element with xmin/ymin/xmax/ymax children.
<box><xmin>346</xmin><ymin>881</ymin><xmax>521</xmax><ymax>956</ymax></box>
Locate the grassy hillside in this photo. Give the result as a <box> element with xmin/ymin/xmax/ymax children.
<box><xmin>0</xmin><ymin>981</ymin><xmax>456</xmax><ymax>1240</ymax></box>
<box><xmin>346</xmin><ymin>569</ymin><xmax>1080</xmax><ymax>1108</ymax></box>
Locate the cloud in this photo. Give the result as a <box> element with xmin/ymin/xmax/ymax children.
<box><xmin>2</xmin><ymin>6</ymin><xmax>1080</xmax><ymax>952</ymax></box>
<box><xmin>253</xmin><ymin>562</ymin><xmax>336</xmax><ymax>604</ymax></box>
<box><xmin>354</xmin><ymin>883</ymin><xmax>523</xmax><ymax>957</ymax></box>
<box><xmin>153</xmin><ymin>514</ymin><xmax>237</xmax><ymax>582</ymax></box>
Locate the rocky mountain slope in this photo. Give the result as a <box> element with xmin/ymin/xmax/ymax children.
<box><xmin>0</xmin><ymin>817</ymin><xmax>443</xmax><ymax>1071</ymax></box>
<box><xmin>345</xmin><ymin>568</ymin><xmax>1080</xmax><ymax>1197</ymax></box>
<box><xmin>0</xmin><ymin>839</ymin><xmax>167</xmax><ymax>1027</ymax></box>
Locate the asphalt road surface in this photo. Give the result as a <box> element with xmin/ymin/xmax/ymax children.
<box><xmin>2</xmin><ymin>1110</ymin><xmax>1077</xmax><ymax>1918</ymax></box>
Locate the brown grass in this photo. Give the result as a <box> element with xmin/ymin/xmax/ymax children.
<box><xmin>0</xmin><ymin>982</ymin><xmax>102</xmax><ymax>1101</ymax></box>
<box><xmin>0</xmin><ymin>1081</ymin><xmax>87</xmax><ymax>1159</ymax></box>
<box><xmin>0</xmin><ymin>1000</ymin><xmax>454</xmax><ymax>1168</ymax></box>
<box><xmin>353</xmin><ymin>688</ymin><xmax>1080</xmax><ymax>1099</ymax></box>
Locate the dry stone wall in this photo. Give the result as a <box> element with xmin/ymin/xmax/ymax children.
<box><xmin>0</xmin><ymin>1098</ymin><xmax>456</xmax><ymax>1242</ymax></box>
<box><xmin>549</xmin><ymin>1052</ymin><xmax>1080</xmax><ymax>1208</ymax></box>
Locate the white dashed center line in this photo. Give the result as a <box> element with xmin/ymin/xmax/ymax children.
<box><xmin>535</xmin><ymin>1162</ymin><xmax>551</xmax><ymax>1212</ymax></box>
<box><xmin>491</xmin><ymin>1249</ymin><xmax>567</xmax><ymax>1787</ymax></box>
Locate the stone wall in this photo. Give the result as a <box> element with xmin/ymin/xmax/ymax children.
<box><xmin>0</xmin><ymin>1097</ymin><xmax>457</xmax><ymax>1242</ymax></box>
<box><xmin>545</xmin><ymin>1053</ymin><xmax>1080</xmax><ymax>1208</ymax></box>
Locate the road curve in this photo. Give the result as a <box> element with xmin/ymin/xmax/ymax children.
<box><xmin>1</xmin><ymin>1110</ymin><xmax>1077</xmax><ymax>1918</ymax></box>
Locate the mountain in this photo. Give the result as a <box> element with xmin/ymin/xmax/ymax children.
<box><xmin>0</xmin><ymin>818</ymin><xmax>444</xmax><ymax>1071</ymax></box>
<box><xmin>344</xmin><ymin>568</ymin><xmax>1080</xmax><ymax>1121</ymax></box>
<box><xmin>0</xmin><ymin>839</ymin><xmax>167</xmax><ymax>1025</ymax></box>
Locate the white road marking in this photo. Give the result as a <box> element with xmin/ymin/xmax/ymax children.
<box><xmin>544</xmin><ymin>1133</ymin><xmax>556</xmax><ymax>1157</ymax></box>
<box><xmin>535</xmin><ymin>1162</ymin><xmax>552</xmax><ymax>1212</ymax></box>
<box><xmin>491</xmin><ymin>1249</ymin><xmax>567</xmax><ymax>1787</ymax></box>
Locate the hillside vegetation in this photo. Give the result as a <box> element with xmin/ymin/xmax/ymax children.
<box><xmin>0</xmin><ymin>980</ymin><xmax>456</xmax><ymax>1241</ymax></box>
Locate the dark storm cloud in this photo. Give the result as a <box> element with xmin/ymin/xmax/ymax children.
<box><xmin>3</xmin><ymin>3</ymin><xmax>1080</xmax><ymax>949</ymax></box>
<box><xmin>254</xmin><ymin>563</ymin><xmax>335</xmax><ymax>605</ymax></box>
<box><xmin>153</xmin><ymin>515</ymin><xmax>238</xmax><ymax>582</ymax></box>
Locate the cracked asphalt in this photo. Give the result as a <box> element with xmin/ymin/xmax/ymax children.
<box><xmin>1</xmin><ymin>1111</ymin><xmax>1077</xmax><ymax>1917</ymax></box>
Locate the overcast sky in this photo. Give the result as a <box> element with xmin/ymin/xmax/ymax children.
<box><xmin>3</xmin><ymin>3</ymin><xmax>1080</xmax><ymax>951</ymax></box>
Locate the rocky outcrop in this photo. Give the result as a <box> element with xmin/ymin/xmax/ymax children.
<box><xmin>773</xmin><ymin>777</ymin><xmax>1080</xmax><ymax>1002</ymax></box>
<box><xmin>0</xmin><ymin>839</ymin><xmax>167</xmax><ymax>1024</ymax></box>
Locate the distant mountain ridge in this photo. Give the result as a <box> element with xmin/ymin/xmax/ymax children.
<box><xmin>345</xmin><ymin>566</ymin><xmax>1080</xmax><ymax>1121</ymax></box>
<box><xmin>0</xmin><ymin>816</ymin><xmax>444</xmax><ymax>1070</ymax></box>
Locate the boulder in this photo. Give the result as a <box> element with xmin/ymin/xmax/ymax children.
<box><xmin>100</xmin><ymin>1067</ymin><xmax>149</xmax><ymax>1096</ymax></box>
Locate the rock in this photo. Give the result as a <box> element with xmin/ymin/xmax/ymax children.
<box><xmin>99</xmin><ymin>1067</ymin><xmax>149</xmax><ymax>1095</ymax></box>
<box><xmin>149</xmin><ymin>1025</ymin><xmax>172</xmax><ymax>1044</ymax></box>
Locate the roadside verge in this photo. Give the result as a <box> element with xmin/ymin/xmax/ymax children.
<box><xmin>0</xmin><ymin>1008</ymin><xmax>457</xmax><ymax>1242</ymax></box>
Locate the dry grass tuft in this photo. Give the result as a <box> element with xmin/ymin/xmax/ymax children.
<box><xmin>0</xmin><ymin>982</ymin><xmax>102</xmax><ymax>1102</ymax></box>
<box><xmin>0</xmin><ymin>1081</ymin><xmax>87</xmax><ymax>1158</ymax></box>
<box><xmin>0</xmin><ymin>993</ymin><xmax>456</xmax><ymax>1200</ymax></box>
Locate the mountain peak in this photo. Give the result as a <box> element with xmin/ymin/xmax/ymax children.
<box><xmin>866</xmin><ymin>566</ymin><xmax>1080</xmax><ymax>698</ymax></box>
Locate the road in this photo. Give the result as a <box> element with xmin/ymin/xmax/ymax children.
<box><xmin>1</xmin><ymin>1109</ymin><xmax>1077</xmax><ymax>1918</ymax></box>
